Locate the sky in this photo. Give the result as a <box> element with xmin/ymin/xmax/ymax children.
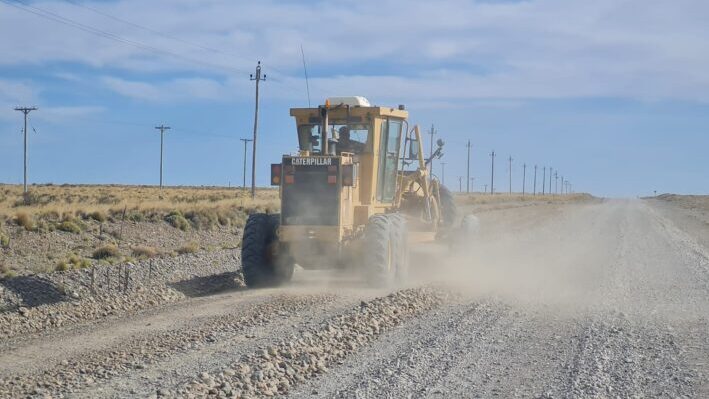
<box><xmin>0</xmin><ymin>0</ymin><xmax>708</xmax><ymax>197</ymax></box>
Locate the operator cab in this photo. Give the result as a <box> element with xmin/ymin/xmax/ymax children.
<box><xmin>296</xmin><ymin>96</ymin><xmax>373</xmax><ymax>156</ymax></box>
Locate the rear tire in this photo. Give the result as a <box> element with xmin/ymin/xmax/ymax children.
<box><xmin>364</xmin><ymin>214</ymin><xmax>395</xmax><ymax>287</ymax></box>
<box><xmin>241</xmin><ymin>213</ymin><xmax>294</xmax><ymax>287</ymax></box>
<box><xmin>439</xmin><ymin>185</ymin><xmax>458</xmax><ymax>227</ymax></box>
<box><xmin>390</xmin><ymin>213</ymin><xmax>409</xmax><ymax>284</ymax></box>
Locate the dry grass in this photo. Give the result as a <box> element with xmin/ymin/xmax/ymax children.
<box><xmin>455</xmin><ymin>192</ymin><xmax>594</xmax><ymax>205</ymax></box>
<box><xmin>132</xmin><ymin>245</ymin><xmax>159</xmax><ymax>258</ymax></box>
<box><xmin>177</xmin><ymin>241</ymin><xmax>199</xmax><ymax>255</ymax></box>
<box><xmin>92</xmin><ymin>244</ymin><xmax>119</xmax><ymax>259</ymax></box>
<box><xmin>0</xmin><ymin>185</ymin><xmax>279</xmax><ymax>230</ymax></box>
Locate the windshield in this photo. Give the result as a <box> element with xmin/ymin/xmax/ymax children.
<box><xmin>297</xmin><ymin>123</ymin><xmax>370</xmax><ymax>154</ymax></box>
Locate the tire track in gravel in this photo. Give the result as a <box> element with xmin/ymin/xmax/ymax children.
<box><xmin>286</xmin><ymin>300</ymin><xmax>509</xmax><ymax>398</ymax></box>
<box><xmin>0</xmin><ymin>293</ymin><xmax>338</xmax><ymax>398</ymax></box>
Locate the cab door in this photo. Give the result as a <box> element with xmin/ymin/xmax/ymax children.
<box><xmin>376</xmin><ymin>118</ymin><xmax>402</xmax><ymax>203</ymax></box>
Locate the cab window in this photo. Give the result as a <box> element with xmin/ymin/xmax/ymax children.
<box><xmin>376</xmin><ymin>119</ymin><xmax>402</xmax><ymax>202</ymax></box>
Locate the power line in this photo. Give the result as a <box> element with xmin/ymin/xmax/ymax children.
<box><xmin>250</xmin><ymin>61</ymin><xmax>265</xmax><ymax>199</ymax></box>
<box><xmin>1</xmin><ymin>0</ymin><xmax>249</xmax><ymax>74</ymax></box>
<box><xmin>14</xmin><ymin>106</ymin><xmax>38</xmax><ymax>199</ymax></box>
<box><xmin>62</xmin><ymin>0</ymin><xmax>230</xmax><ymax>55</ymax></box>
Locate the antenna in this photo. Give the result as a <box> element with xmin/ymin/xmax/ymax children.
<box><xmin>300</xmin><ymin>45</ymin><xmax>311</xmax><ymax>107</ymax></box>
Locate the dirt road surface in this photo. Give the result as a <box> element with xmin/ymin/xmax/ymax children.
<box><xmin>1</xmin><ymin>198</ymin><xmax>707</xmax><ymax>398</ymax></box>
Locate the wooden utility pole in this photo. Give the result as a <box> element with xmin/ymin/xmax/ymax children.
<box><xmin>428</xmin><ymin>124</ymin><xmax>436</xmax><ymax>177</ymax></box>
<box><xmin>533</xmin><ymin>165</ymin><xmax>538</xmax><ymax>195</ymax></box>
<box><xmin>154</xmin><ymin>125</ymin><xmax>171</xmax><ymax>190</ymax></box>
<box><xmin>549</xmin><ymin>167</ymin><xmax>553</xmax><ymax>195</ymax></box>
<box><xmin>440</xmin><ymin>162</ymin><xmax>446</xmax><ymax>185</ymax></box>
<box><xmin>542</xmin><ymin>167</ymin><xmax>546</xmax><ymax>195</ymax></box>
<box><xmin>14</xmin><ymin>106</ymin><xmax>37</xmax><ymax>200</ymax></box>
<box><xmin>466</xmin><ymin>140</ymin><xmax>471</xmax><ymax>193</ymax></box>
<box><xmin>240</xmin><ymin>138</ymin><xmax>253</xmax><ymax>189</ymax></box>
<box><xmin>250</xmin><ymin>61</ymin><xmax>266</xmax><ymax>199</ymax></box>
<box><xmin>470</xmin><ymin>177</ymin><xmax>475</xmax><ymax>193</ymax></box>
<box><xmin>490</xmin><ymin>150</ymin><xmax>495</xmax><ymax>195</ymax></box>
<box><xmin>508</xmin><ymin>156</ymin><xmax>513</xmax><ymax>195</ymax></box>
<box><xmin>522</xmin><ymin>163</ymin><xmax>527</xmax><ymax>196</ymax></box>
<box><xmin>458</xmin><ymin>176</ymin><xmax>463</xmax><ymax>192</ymax></box>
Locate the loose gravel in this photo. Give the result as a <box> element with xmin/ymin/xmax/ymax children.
<box><xmin>179</xmin><ymin>287</ymin><xmax>447</xmax><ymax>398</ymax></box>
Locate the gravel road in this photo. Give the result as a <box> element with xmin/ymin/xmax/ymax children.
<box><xmin>0</xmin><ymin>199</ymin><xmax>707</xmax><ymax>398</ymax></box>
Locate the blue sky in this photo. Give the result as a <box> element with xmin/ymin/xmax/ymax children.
<box><xmin>1</xmin><ymin>0</ymin><xmax>708</xmax><ymax>197</ymax></box>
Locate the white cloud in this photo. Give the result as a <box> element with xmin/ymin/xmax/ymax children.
<box><xmin>1</xmin><ymin>0</ymin><xmax>708</xmax><ymax>103</ymax></box>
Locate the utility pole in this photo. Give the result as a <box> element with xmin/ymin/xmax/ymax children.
<box><xmin>470</xmin><ymin>177</ymin><xmax>475</xmax><ymax>193</ymax></box>
<box><xmin>14</xmin><ymin>106</ymin><xmax>38</xmax><ymax>199</ymax></box>
<box><xmin>466</xmin><ymin>140</ymin><xmax>471</xmax><ymax>193</ymax></box>
<box><xmin>441</xmin><ymin>162</ymin><xmax>446</xmax><ymax>185</ymax></box>
<box><xmin>250</xmin><ymin>61</ymin><xmax>266</xmax><ymax>199</ymax></box>
<box><xmin>542</xmin><ymin>167</ymin><xmax>546</xmax><ymax>195</ymax></box>
<box><xmin>154</xmin><ymin>125</ymin><xmax>171</xmax><ymax>190</ymax></box>
<box><xmin>508</xmin><ymin>156</ymin><xmax>513</xmax><ymax>195</ymax></box>
<box><xmin>560</xmin><ymin>176</ymin><xmax>564</xmax><ymax>195</ymax></box>
<box><xmin>490</xmin><ymin>150</ymin><xmax>496</xmax><ymax>195</ymax></box>
<box><xmin>533</xmin><ymin>165</ymin><xmax>538</xmax><ymax>196</ymax></box>
<box><xmin>554</xmin><ymin>171</ymin><xmax>559</xmax><ymax>194</ymax></box>
<box><xmin>240</xmin><ymin>138</ymin><xmax>253</xmax><ymax>189</ymax></box>
<box><xmin>549</xmin><ymin>167</ymin><xmax>553</xmax><ymax>195</ymax></box>
<box><xmin>522</xmin><ymin>163</ymin><xmax>526</xmax><ymax>196</ymax></box>
<box><xmin>428</xmin><ymin>124</ymin><xmax>436</xmax><ymax>177</ymax></box>
<box><xmin>458</xmin><ymin>176</ymin><xmax>463</xmax><ymax>192</ymax></box>
<box><xmin>484</xmin><ymin>183</ymin><xmax>488</xmax><ymax>194</ymax></box>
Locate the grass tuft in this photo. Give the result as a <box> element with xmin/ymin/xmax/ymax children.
<box><xmin>177</xmin><ymin>241</ymin><xmax>199</xmax><ymax>255</ymax></box>
<box><xmin>93</xmin><ymin>244</ymin><xmax>119</xmax><ymax>259</ymax></box>
<box><xmin>14</xmin><ymin>212</ymin><xmax>34</xmax><ymax>231</ymax></box>
<box><xmin>57</xmin><ymin>220</ymin><xmax>82</xmax><ymax>234</ymax></box>
<box><xmin>132</xmin><ymin>245</ymin><xmax>158</xmax><ymax>258</ymax></box>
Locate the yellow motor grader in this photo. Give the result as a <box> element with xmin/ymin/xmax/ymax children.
<box><xmin>241</xmin><ymin>96</ymin><xmax>459</xmax><ymax>287</ymax></box>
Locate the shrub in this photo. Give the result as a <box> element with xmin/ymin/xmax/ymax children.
<box><xmin>132</xmin><ymin>245</ymin><xmax>158</xmax><ymax>258</ymax></box>
<box><xmin>177</xmin><ymin>241</ymin><xmax>199</xmax><ymax>255</ymax></box>
<box><xmin>0</xmin><ymin>230</ymin><xmax>9</xmax><ymax>248</ymax></box>
<box><xmin>165</xmin><ymin>211</ymin><xmax>189</xmax><ymax>231</ymax></box>
<box><xmin>55</xmin><ymin>260</ymin><xmax>70</xmax><ymax>271</ymax></box>
<box><xmin>88</xmin><ymin>210</ymin><xmax>107</xmax><ymax>222</ymax></box>
<box><xmin>14</xmin><ymin>212</ymin><xmax>34</xmax><ymax>231</ymax></box>
<box><xmin>93</xmin><ymin>244</ymin><xmax>119</xmax><ymax>259</ymax></box>
<box><xmin>56</xmin><ymin>254</ymin><xmax>91</xmax><ymax>271</ymax></box>
<box><xmin>57</xmin><ymin>220</ymin><xmax>82</xmax><ymax>234</ymax></box>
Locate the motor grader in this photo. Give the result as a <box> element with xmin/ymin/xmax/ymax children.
<box><xmin>241</xmin><ymin>96</ymin><xmax>459</xmax><ymax>287</ymax></box>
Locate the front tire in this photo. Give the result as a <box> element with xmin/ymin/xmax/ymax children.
<box><xmin>241</xmin><ymin>214</ymin><xmax>294</xmax><ymax>287</ymax></box>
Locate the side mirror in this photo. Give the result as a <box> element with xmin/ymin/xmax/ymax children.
<box><xmin>408</xmin><ymin>138</ymin><xmax>420</xmax><ymax>160</ymax></box>
<box><xmin>436</xmin><ymin>138</ymin><xmax>445</xmax><ymax>148</ymax></box>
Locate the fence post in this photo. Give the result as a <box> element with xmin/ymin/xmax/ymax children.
<box><xmin>91</xmin><ymin>267</ymin><xmax>96</xmax><ymax>294</ymax></box>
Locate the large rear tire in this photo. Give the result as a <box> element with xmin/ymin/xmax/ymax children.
<box><xmin>241</xmin><ymin>213</ymin><xmax>294</xmax><ymax>287</ymax></box>
<box><xmin>390</xmin><ymin>213</ymin><xmax>409</xmax><ymax>284</ymax></box>
<box><xmin>364</xmin><ymin>214</ymin><xmax>395</xmax><ymax>287</ymax></box>
<box><xmin>364</xmin><ymin>213</ymin><xmax>408</xmax><ymax>287</ymax></box>
<box><xmin>439</xmin><ymin>185</ymin><xmax>458</xmax><ymax>227</ymax></box>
